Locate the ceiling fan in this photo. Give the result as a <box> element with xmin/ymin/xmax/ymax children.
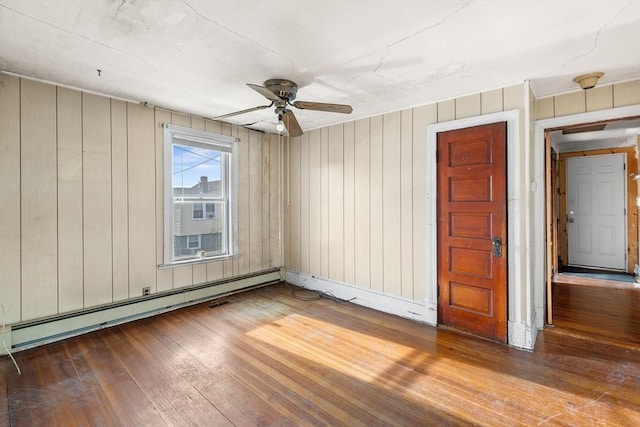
<box><xmin>213</xmin><ymin>79</ymin><xmax>353</xmax><ymax>137</ymax></box>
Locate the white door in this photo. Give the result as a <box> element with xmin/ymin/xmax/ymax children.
<box><xmin>567</xmin><ymin>154</ymin><xmax>626</xmax><ymax>270</ymax></box>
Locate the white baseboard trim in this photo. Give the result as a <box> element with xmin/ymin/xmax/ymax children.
<box><xmin>8</xmin><ymin>269</ymin><xmax>283</xmax><ymax>352</ymax></box>
<box><xmin>286</xmin><ymin>271</ymin><xmax>437</xmax><ymax>326</ymax></box>
<box><xmin>289</xmin><ymin>271</ymin><xmax>538</xmax><ymax>351</ymax></box>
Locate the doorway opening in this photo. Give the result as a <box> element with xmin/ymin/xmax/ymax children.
<box><xmin>544</xmin><ymin>116</ymin><xmax>640</xmax><ymax>329</ymax></box>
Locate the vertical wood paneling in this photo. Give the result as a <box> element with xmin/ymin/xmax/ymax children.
<box><xmin>111</xmin><ymin>99</ymin><xmax>129</xmax><ymax>301</ymax></box>
<box><xmin>481</xmin><ymin>89</ymin><xmax>503</xmax><ymax>115</ymax></box>
<box><xmin>437</xmin><ymin>99</ymin><xmax>455</xmax><ymax>122</ymax></box>
<box><xmin>173</xmin><ymin>266</ymin><xmax>192</xmax><ymax>288</ymax></box>
<box><xmin>3</xmin><ymin>77</ymin><xmax>283</xmax><ymax>324</ymax></box>
<box><xmin>400</xmin><ymin>109</ymin><xmax>414</xmax><ymax>299</ymax></box>
<box><xmin>382</xmin><ymin>112</ymin><xmax>401</xmax><ymax>296</ymax></box>
<box><xmin>0</xmin><ymin>74</ymin><xmax>21</xmax><ymax>323</ymax></box>
<box><xmin>586</xmin><ymin>85</ymin><xmax>613</xmax><ymax>112</ymax></box>
<box><xmin>237</xmin><ymin>126</ymin><xmax>250</xmax><ymax>275</ymax></box>
<box><xmin>171</xmin><ymin>112</ymin><xmax>191</xmax><ymax>127</ymax></box>
<box><xmin>191</xmin><ymin>117</ymin><xmax>205</xmax><ymax>131</ymax></box>
<box><xmin>269</xmin><ymin>133</ymin><xmax>282</xmax><ymax>268</ymax></box>
<box><xmin>249</xmin><ymin>129</ymin><xmax>264</xmax><ymax>272</ymax></box>
<box><xmin>413</xmin><ymin>104</ymin><xmax>437</xmax><ymax>302</ymax></box>
<box><xmin>354</xmin><ymin>119</ymin><xmax>371</xmax><ymax>288</ymax></box>
<box><xmin>504</xmin><ymin>84</ymin><xmax>525</xmax><ymax>111</ymax></box>
<box><xmin>262</xmin><ymin>133</ymin><xmax>271</xmax><ymax>270</ymax></box>
<box><xmin>328</xmin><ymin>124</ymin><xmax>344</xmax><ymax>282</ymax></box>
<box><xmin>343</xmin><ymin>121</ymin><xmax>356</xmax><ymax>285</ymax></box>
<box><xmin>554</xmin><ymin>91</ymin><xmax>585</xmax><ymax>117</ymax></box>
<box><xmin>308</xmin><ymin>130</ymin><xmax>322</xmax><ymax>276</ymax></box>
<box><xmin>289</xmin><ymin>136</ymin><xmax>301</xmax><ymax>272</ymax></box>
<box><xmin>154</xmin><ymin>108</ymin><xmax>172</xmax><ymax>292</ymax></box>
<box><xmin>206</xmin><ymin>261</ymin><xmax>224</xmax><ymax>282</ymax></box>
<box><xmin>21</xmin><ymin>79</ymin><xmax>58</xmax><ymax>319</ymax></box>
<box><xmin>283</xmin><ymin>137</ymin><xmax>291</xmax><ymax>270</ymax></box>
<box><xmin>320</xmin><ymin>128</ymin><xmax>330</xmax><ymax>278</ymax></box>
<box><xmin>82</xmin><ymin>93</ymin><xmax>113</xmax><ymax>307</ymax></box>
<box><xmin>455</xmin><ymin>94</ymin><xmax>481</xmax><ymax>119</ymax></box>
<box><xmin>369</xmin><ymin>115</ymin><xmax>384</xmax><ymax>292</ymax></box>
<box><xmin>536</xmin><ymin>97</ymin><xmax>554</xmax><ymax>120</ymax></box>
<box><xmin>127</xmin><ymin>103</ymin><xmax>156</xmax><ymax>296</ymax></box>
<box><xmin>613</xmin><ymin>80</ymin><xmax>640</xmax><ymax>107</ymax></box>
<box><xmin>193</xmin><ymin>263</ymin><xmax>207</xmax><ymax>285</ymax></box>
<box><xmin>299</xmin><ymin>133</ymin><xmax>310</xmax><ymax>273</ymax></box>
<box><xmin>57</xmin><ymin>87</ymin><xmax>83</xmax><ymax>312</ymax></box>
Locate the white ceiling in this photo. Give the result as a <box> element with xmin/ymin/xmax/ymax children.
<box><xmin>1</xmin><ymin>0</ymin><xmax>639</xmax><ymax>135</ymax></box>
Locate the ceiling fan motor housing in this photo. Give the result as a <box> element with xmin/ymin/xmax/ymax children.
<box><xmin>264</xmin><ymin>79</ymin><xmax>298</xmax><ymax>101</ymax></box>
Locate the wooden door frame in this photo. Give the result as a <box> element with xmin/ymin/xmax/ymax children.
<box><xmin>533</xmin><ymin>105</ymin><xmax>640</xmax><ymax>330</ymax></box>
<box><xmin>427</xmin><ymin>110</ymin><xmax>522</xmax><ymax>346</ymax></box>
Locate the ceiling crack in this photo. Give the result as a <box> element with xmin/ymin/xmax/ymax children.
<box><xmin>372</xmin><ymin>0</ymin><xmax>472</xmax><ymax>74</ymax></box>
<box><xmin>0</xmin><ymin>2</ymin><xmax>184</xmax><ymax>91</ymax></box>
<box><xmin>182</xmin><ymin>0</ymin><xmax>296</xmax><ymax>75</ymax></box>
<box><xmin>559</xmin><ymin>0</ymin><xmax>634</xmax><ymax>70</ymax></box>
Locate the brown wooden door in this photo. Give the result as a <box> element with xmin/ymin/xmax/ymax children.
<box><xmin>437</xmin><ymin>122</ymin><xmax>507</xmax><ymax>343</ymax></box>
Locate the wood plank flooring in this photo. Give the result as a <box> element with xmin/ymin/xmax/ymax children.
<box><xmin>1</xmin><ymin>282</ymin><xmax>639</xmax><ymax>426</ymax></box>
<box><xmin>553</xmin><ymin>280</ymin><xmax>640</xmax><ymax>347</ymax></box>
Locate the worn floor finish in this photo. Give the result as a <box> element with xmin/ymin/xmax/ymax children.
<box><xmin>1</xmin><ymin>283</ymin><xmax>639</xmax><ymax>426</ymax></box>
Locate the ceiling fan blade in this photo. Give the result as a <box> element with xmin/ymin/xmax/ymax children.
<box><xmin>247</xmin><ymin>83</ymin><xmax>282</xmax><ymax>102</ymax></box>
<box><xmin>292</xmin><ymin>100</ymin><xmax>353</xmax><ymax>114</ymax></box>
<box><xmin>282</xmin><ymin>110</ymin><xmax>303</xmax><ymax>137</ymax></box>
<box><xmin>212</xmin><ymin>104</ymin><xmax>271</xmax><ymax>119</ymax></box>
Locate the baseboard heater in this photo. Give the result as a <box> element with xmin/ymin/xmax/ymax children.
<box><xmin>7</xmin><ymin>268</ymin><xmax>283</xmax><ymax>353</ymax></box>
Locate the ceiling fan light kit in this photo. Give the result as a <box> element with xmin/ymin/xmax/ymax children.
<box><xmin>214</xmin><ymin>79</ymin><xmax>353</xmax><ymax>137</ymax></box>
<box><xmin>573</xmin><ymin>72</ymin><xmax>604</xmax><ymax>90</ymax></box>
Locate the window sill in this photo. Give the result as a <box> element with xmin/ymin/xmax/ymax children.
<box><xmin>158</xmin><ymin>253</ymin><xmax>239</xmax><ymax>269</ymax></box>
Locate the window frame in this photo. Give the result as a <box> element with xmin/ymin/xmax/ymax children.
<box><xmin>162</xmin><ymin>124</ymin><xmax>238</xmax><ymax>266</ymax></box>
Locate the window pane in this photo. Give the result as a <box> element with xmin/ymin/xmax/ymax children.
<box><xmin>192</xmin><ymin>203</ymin><xmax>204</xmax><ymax>219</ymax></box>
<box><xmin>173</xmin><ymin>143</ymin><xmax>222</xmax><ymax>199</ymax></box>
<box><xmin>206</xmin><ymin>203</ymin><xmax>216</xmax><ymax>219</ymax></box>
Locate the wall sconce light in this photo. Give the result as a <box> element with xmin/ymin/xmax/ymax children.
<box><xmin>573</xmin><ymin>72</ymin><xmax>604</xmax><ymax>90</ymax></box>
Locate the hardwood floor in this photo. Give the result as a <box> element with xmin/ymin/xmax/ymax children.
<box><xmin>552</xmin><ymin>280</ymin><xmax>640</xmax><ymax>347</ymax></box>
<box><xmin>1</xmin><ymin>283</ymin><xmax>639</xmax><ymax>426</ymax></box>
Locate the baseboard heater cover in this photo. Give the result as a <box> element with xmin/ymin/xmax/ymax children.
<box><xmin>9</xmin><ymin>268</ymin><xmax>283</xmax><ymax>352</ymax></box>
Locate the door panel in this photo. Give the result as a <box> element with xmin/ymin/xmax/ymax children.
<box><xmin>437</xmin><ymin>122</ymin><xmax>507</xmax><ymax>343</ymax></box>
<box><xmin>567</xmin><ymin>154</ymin><xmax>626</xmax><ymax>270</ymax></box>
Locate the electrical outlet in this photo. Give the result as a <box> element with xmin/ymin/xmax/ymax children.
<box><xmin>142</xmin><ymin>287</ymin><xmax>150</xmax><ymax>296</ymax></box>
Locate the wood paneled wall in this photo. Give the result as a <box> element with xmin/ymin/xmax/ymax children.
<box><xmin>284</xmin><ymin>85</ymin><xmax>526</xmax><ymax>301</ymax></box>
<box><xmin>0</xmin><ymin>74</ymin><xmax>282</xmax><ymax>324</ymax></box>
<box><xmin>536</xmin><ymin>80</ymin><xmax>640</xmax><ymax>119</ymax></box>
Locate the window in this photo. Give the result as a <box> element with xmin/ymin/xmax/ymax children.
<box><xmin>163</xmin><ymin>124</ymin><xmax>238</xmax><ymax>265</ymax></box>
<box><xmin>187</xmin><ymin>235</ymin><xmax>201</xmax><ymax>249</ymax></box>
<box><xmin>192</xmin><ymin>202</ymin><xmax>217</xmax><ymax>220</ymax></box>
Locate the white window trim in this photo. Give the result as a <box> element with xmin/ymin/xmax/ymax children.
<box><xmin>162</xmin><ymin>124</ymin><xmax>238</xmax><ymax>266</ymax></box>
